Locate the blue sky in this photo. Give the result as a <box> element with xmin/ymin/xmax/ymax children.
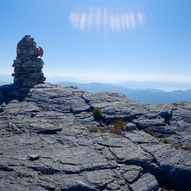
<box><xmin>0</xmin><ymin>0</ymin><xmax>191</xmax><ymax>83</ymax></box>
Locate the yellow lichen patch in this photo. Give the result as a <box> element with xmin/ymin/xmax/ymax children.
<box><xmin>55</xmin><ymin>184</ymin><xmax>61</xmax><ymax>190</ymax></box>
<box><xmin>105</xmin><ymin>153</ymin><xmax>110</xmax><ymax>159</ymax></box>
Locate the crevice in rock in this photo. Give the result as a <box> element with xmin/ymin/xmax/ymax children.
<box><xmin>104</xmin><ymin>114</ymin><xmax>141</xmax><ymax>125</ymax></box>
<box><xmin>0</xmin><ymin>165</ymin><xmax>14</xmax><ymax>172</ymax></box>
<box><xmin>68</xmin><ymin>95</ymin><xmax>93</xmax><ymax>115</ymax></box>
<box><xmin>141</xmin><ymin>148</ymin><xmax>179</xmax><ymax>191</ymax></box>
<box><xmin>41</xmin><ymin>185</ymin><xmax>55</xmax><ymax>191</ymax></box>
<box><xmin>70</xmin><ymin>108</ymin><xmax>92</xmax><ymax>115</ymax></box>
<box><xmin>159</xmin><ymin>111</ymin><xmax>172</xmax><ymax>125</ymax></box>
<box><xmin>116</xmin><ymin>157</ymin><xmax>176</xmax><ymax>190</ymax></box>
<box><xmin>35</xmin><ymin>127</ymin><xmax>62</xmax><ymax>135</ymax></box>
<box><xmin>62</xmin><ymin>185</ymin><xmax>94</xmax><ymax>191</ymax></box>
<box><xmin>78</xmin><ymin>165</ymin><xmax>118</xmax><ymax>174</ymax></box>
<box><xmin>80</xmin><ymin>95</ymin><xmax>91</xmax><ymax>107</ymax></box>
<box><xmin>30</xmin><ymin>164</ymin><xmax>117</xmax><ymax>176</ymax></box>
<box><xmin>97</xmin><ymin>142</ymin><xmax>122</xmax><ymax>148</ymax></box>
<box><xmin>119</xmin><ymin>135</ymin><xmax>178</xmax><ymax>190</ymax></box>
<box><xmin>29</xmin><ymin>166</ymin><xmax>60</xmax><ymax>175</ymax></box>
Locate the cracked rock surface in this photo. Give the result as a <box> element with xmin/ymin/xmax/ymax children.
<box><xmin>0</xmin><ymin>83</ymin><xmax>191</xmax><ymax>191</ymax></box>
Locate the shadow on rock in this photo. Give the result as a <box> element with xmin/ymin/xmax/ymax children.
<box><xmin>0</xmin><ymin>84</ymin><xmax>31</xmax><ymax>104</ymax></box>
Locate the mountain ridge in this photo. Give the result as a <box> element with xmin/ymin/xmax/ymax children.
<box><xmin>57</xmin><ymin>81</ymin><xmax>191</xmax><ymax>104</ymax></box>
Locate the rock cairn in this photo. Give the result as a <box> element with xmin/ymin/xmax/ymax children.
<box><xmin>12</xmin><ymin>35</ymin><xmax>46</xmax><ymax>87</ymax></box>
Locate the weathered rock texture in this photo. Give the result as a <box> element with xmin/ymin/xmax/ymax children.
<box><xmin>0</xmin><ymin>83</ymin><xmax>191</xmax><ymax>191</ymax></box>
<box><xmin>12</xmin><ymin>35</ymin><xmax>45</xmax><ymax>87</ymax></box>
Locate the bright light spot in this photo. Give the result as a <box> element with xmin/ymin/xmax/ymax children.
<box><xmin>137</xmin><ymin>12</ymin><xmax>145</xmax><ymax>26</ymax></box>
<box><xmin>80</xmin><ymin>13</ymin><xmax>86</xmax><ymax>31</ymax></box>
<box><xmin>129</xmin><ymin>14</ymin><xmax>136</xmax><ymax>29</ymax></box>
<box><xmin>69</xmin><ymin>8</ymin><xmax>146</xmax><ymax>32</ymax></box>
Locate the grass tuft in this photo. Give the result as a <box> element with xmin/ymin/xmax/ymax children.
<box><xmin>88</xmin><ymin>127</ymin><xmax>99</xmax><ymax>133</ymax></box>
<box><xmin>100</xmin><ymin>126</ymin><xmax>109</xmax><ymax>133</ymax></box>
<box><xmin>163</xmin><ymin>138</ymin><xmax>179</xmax><ymax>150</ymax></box>
<box><xmin>146</xmin><ymin>130</ymin><xmax>157</xmax><ymax>138</ymax></box>
<box><xmin>173</xmin><ymin>102</ymin><xmax>187</xmax><ymax>107</ymax></box>
<box><xmin>110</xmin><ymin>120</ymin><xmax>127</xmax><ymax>135</ymax></box>
<box><xmin>92</xmin><ymin>107</ymin><xmax>103</xmax><ymax>120</ymax></box>
<box><xmin>182</xmin><ymin>146</ymin><xmax>191</xmax><ymax>151</ymax></box>
<box><xmin>88</xmin><ymin>119</ymin><xmax>128</xmax><ymax>135</ymax></box>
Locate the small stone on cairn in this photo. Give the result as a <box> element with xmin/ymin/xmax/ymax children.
<box><xmin>12</xmin><ymin>35</ymin><xmax>46</xmax><ymax>87</ymax></box>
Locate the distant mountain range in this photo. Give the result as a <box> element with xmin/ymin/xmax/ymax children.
<box><xmin>57</xmin><ymin>82</ymin><xmax>191</xmax><ymax>104</ymax></box>
<box><xmin>1</xmin><ymin>74</ymin><xmax>191</xmax><ymax>104</ymax></box>
<box><xmin>119</xmin><ymin>81</ymin><xmax>191</xmax><ymax>91</ymax></box>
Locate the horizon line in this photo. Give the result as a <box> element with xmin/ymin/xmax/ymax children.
<box><xmin>1</xmin><ymin>72</ymin><xmax>191</xmax><ymax>84</ymax></box>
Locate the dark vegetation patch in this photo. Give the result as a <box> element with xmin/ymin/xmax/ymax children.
<box><xmin>92</xmin><ymin>107</ymin><xmax>128</xmax><ymax>134</ymax></box>
<box><xmin>162</xmin><ymin>138</ymin><xmax>179</xmax><ymax>150</ymax></box>
<box><xmin>92</xmin><ymin>107</ymin><xmax>103</xmax><ymax>121</ymax></box>
<box><xmin>182</xmin><ymin>146</ymin><xmax>191</xmax><ymax>151</ymax></box>
<box><xmin>173</xmin><ymin>102</ymin><xmax>187</xmax><ymax>107</ymax></box>
<box><xmin>88</xmin><ymin>119</ymin><xmax>128</xmax><ymax>135</ymax></box>
<box><xmin>88</xmin><ymin>127</ymin><xmax>99</xmax><ymax>133</ymax></box>
<box><xmin>110</xmin><ymin>119</ymin><xmax>128</xmax><ymax>134</ymax></box>
<box><xmin>146</xmin><ymin>130</ymin><xmax>157</xmax><ymax>138</ymax></box>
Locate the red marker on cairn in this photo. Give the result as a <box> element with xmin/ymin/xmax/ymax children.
<box><xmin>38</xmin><ymin>46</ymin><xmax>44</xmax><ymax>57</ymax></box>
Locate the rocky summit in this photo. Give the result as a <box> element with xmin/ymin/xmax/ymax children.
<box><xmin>0</xmin><ymin>83</ymin><xmax>191</xmax><ymax>191</ymax></box>
<box><xmin>12</xmin><ymin>35</ymin><xmax>46</xmax><ymax>87</ymax></box>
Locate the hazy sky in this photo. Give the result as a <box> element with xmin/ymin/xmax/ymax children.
<box><xmin>0</xmin><ymin>0</ymin><xmax>191</xmax><ymax>83</ymax></box>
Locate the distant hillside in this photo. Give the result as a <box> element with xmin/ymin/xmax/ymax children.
<box><xmin>58</xmin><ymin>82</ymin><xmax>191</xmax><ymax>104</ymax></box>
<box><xmin>1</xmin><ymin>78</ymin><xmax>191</xmax><ymax>104</ymax></box>
<box><xmin>119</xmin><ymin>81</ymin><xmax>191</xmax><ymax>91</ymax></box>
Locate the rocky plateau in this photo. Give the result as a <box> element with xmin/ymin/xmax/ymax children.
<box><xmin>0</xmin><ymin>83</ymin><xmax>191</xmax><ymax>191</ymax></box>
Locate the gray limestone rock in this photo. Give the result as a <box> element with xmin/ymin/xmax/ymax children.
<box><xmin>125</xmin><ymin>123</ymin><xmax>137</xmax><ymax>131</ymax></box>
<box><xmin>28</xmin><ymin>154</ymin><xmax>40</xmax><ymax>161</ymax></box>
<box><xmin>143</xmin><ymin>144</ymin><xmax>191</xmax><ymax>190</ymax></box>
<box><xmin>130</xmin><ymin>173</ymin><xmax>159</xmax><ymax>191</ymax></box>
<box><xmin>0</xmin><ymin>89</ymin><xmax>4</xmax><ymax>105</ymax></box>
<box><xmin>0</xmin><ymin>83</ymin><xmax>191</xmax><ymax>191</ymax></box>
<box><xmin>133</xmin><ymin>117</ymin><xmax>166</xmax><ymax>129</ymax></box>
<box><xmin>12</xmin><ymin>35</ymin><xmax>46</xmax><ymax>87</ymax></box>
<box><xmin>119</xmin><ymin>165</ymin><xmax>143</xmax><ymax>183</ymax></box>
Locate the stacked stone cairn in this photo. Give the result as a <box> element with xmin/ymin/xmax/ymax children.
<box><xmin>12</xmin><ymin>35</ymin><xmax>46</xmax><ymax>87</ymax></box>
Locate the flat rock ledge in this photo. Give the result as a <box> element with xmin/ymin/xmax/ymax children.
<box><xmin>0</xmin><ymin>83</ymin><xmax>191</xmax><ymax>191</ymax></box>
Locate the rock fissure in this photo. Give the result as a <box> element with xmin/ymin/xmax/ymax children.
<box><xmin>140</xmin><ymin>146</ymin><xmax>177</xmax><ymax>190</ymax></box>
